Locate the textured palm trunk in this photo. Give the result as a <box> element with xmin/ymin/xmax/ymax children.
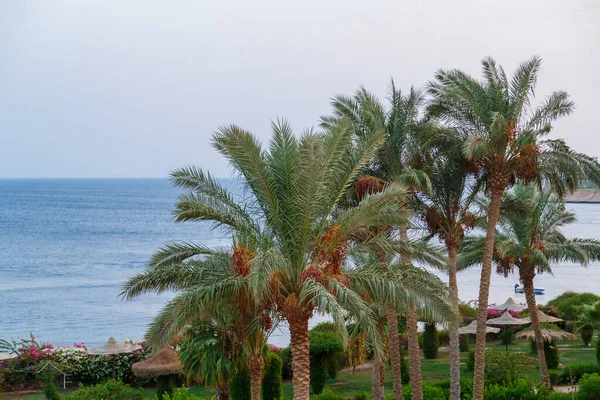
<box><xmin>447</xmin><ymin>242</ymin><xmax>461</xmax><ymax>400</ymax></box>
<box><xmin>400</xmin><ymin>225</ymin><xmax>423</xmax><ymax>400</ymax></box>
<box><xmin>248</xmin><ymin>353</ymin><xmax>265</xmax><ymax>400</ymax></box>
<box><xmin>522</xmin><ymin>275</ymin><xmax>551</xmax><ymax>387</ymax></box>
<box><xmin>386</xmin><ymin>306</ymin><xmax>403</xmax><ymax>400</ymax></box>
<box><xmin>215</xmin><ymin>380</ymin><xmax>230</xmax><ymax>400</ymax></box>
<box><xmin>472</xmin><ymin>188</ymin><xmax>504</xmax><ymax>400</ymax></box>
<box><xmin>289</xmin><ymin>314</ymin><xmax>311</xmax><ymax>400</ymax></box>
<box><xmin>371</xmin><ymin>351</ymin><xmax>384</xmax><ymax>400</ymax></box>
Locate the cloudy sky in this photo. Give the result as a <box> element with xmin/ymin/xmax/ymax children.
<box><xmin>1</xmin><ymin>0</ymin><xmax>598</xmax><ymax>178</ymax></box>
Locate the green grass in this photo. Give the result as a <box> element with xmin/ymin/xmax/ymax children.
<box><xmin>5</xmin><ymin>337</ymin><xmax>597</xmax><ymax>399</ymax></box>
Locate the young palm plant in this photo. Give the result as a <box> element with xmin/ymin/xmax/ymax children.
<box><xmin>459</xmin><ymin>184</ymin><xmax>600</xmax><ymax>386</ymax></box>
<box><xmin>322</xmin><ymin>82</ymin><xmax>432</xmax><ymax>400</ymax></box>
<box><xmin>124</xmin><ymin>119</ymin><xmax>417</xmax><ymax>400</ymax></box>
<box><xmin>427</xmin><ymin>56</ymin><xmax>600</xmax><ymax>399</ymax></box>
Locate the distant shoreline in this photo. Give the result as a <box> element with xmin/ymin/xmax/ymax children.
<box><xmin>565</xmin><ymin>189</ymin><xmax>600</xmax><ymax>203</ymax></box>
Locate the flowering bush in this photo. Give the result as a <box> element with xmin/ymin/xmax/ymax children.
<box><xmin>487</xmin><ymin>308</ymin><xmax>521</xmax><ymax>319</ymax></box>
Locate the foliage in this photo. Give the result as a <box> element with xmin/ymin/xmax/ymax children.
<box><xmin>309</xmin><ymin>389</ymin><xmax>344</xmax><ymax>400</ymax></box>
<box><xmin>43</xmin><ymin>375</ymin><xmax>61</xmax><ymax>400</ymax></box>
<box><xmin>422</xmin><ymin>323</ymin><xmax>439</xmax><ymax>359</ymax></box>
<box><xmin>466</xmin><ymin>351</ymin><xmax>475</xmax><ymax>372</ymax></box>
<box><xmin>401</xmin><ymin>382</ymin><xmax>447</xmax><ymax>400</ymax></box>
<box><xmin>310</xmin><ymin>354</ymin><xmax>328</xmax><ymax>395</ymax></box>
<box><xmin>309</xmin><ymin>323</ymin><xmax>343</xmax><ymax>355</ymax></box>
<box><xmin>230</xmin><ymin>367</ymin><xmax>251</xmax><ymax>400</ymax></box>
<box><xmin>580</xmin><ymin>325</ymin><xmax>595</xmax><ymax>346</ymax></box>
<box><xmin>158</xmin><ymin>387</ymin><xmax>207</xmax><ymax>400</ymax></box>
<box><xmin>499</xmin><ymin>328</ymin><xmax>513</xmax><ymax>346</ymax></box>
<box><xmin>544</xmin><ymin>340</ymin><xmax>559</xmax><ymax>370</ymax></box>
<box><xmin>597</xmin><ymin>336</ymin><xmax>600</xmax><ymax>365</ymax></box>
<box><xmin>482</xmin><ymin>379</ymin><xmax>537</xmax><ymax>400</ymax></box>
<box><xmin>64</xmin><ymin>380</ymin><xmax>144</xmax><ymax>400</ymax></box>
<box><xmin>484</xmin><ymin>350</ymin><xmax>527</xmax><ymax>386</ymax></box>
<box><xmin>459</xmin><ymin>334</ymin><xmax>470</xmax><ymax>352</ymax></box>
<box><xmin>437</xmin><ymin>329</ymin><xmax>449</xmax><ymax>347</ymax></box>
<box><xmin>459</xmin><ymin>303</ymin><xmax>478</xmax><ymax>322</ymax></box>
<box><xmin>548</xmin><ymin>292</ymin><xmax>600</xmax><ymax>323</ymax></box>
<box><xmin>579</xmin><ymin>373</ymin><xmax>600</xmax><ymax>400</ymax></box>
<box><xmin>400</xmin><ymin>350</ymin><xmax>410</xmax><ymax>384</ymax></box>
<box><xmin>156</xmin><ymin>375</ymin><xmax>176</xmax><ymax>398</ymax></box>
<box><xmin>262</xmin><ymin>352</ymin><xmax>283</xmax><ymax>400</ymax></box>
<box><xmin>280</xmin><ymin>347</ymin><xmax>293</xmax><ymax>380</ymax></box>
<box><xmin>556</xmin><ymin>363</ymin><xmax>600</xmax><ymax>385</ymax></box>
<box><xmin>548</xmin><ymin>369</ymin><xmax>559</xmax><ymax>385</ymax></box>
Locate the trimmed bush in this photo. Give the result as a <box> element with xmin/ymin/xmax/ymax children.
<box><xmin>401</xmin><ymin>382</ymin><xmax>447</xmax><ymax>400</ymax></box>
<box><xmin>459</xmin><ymin>334</ymin><xmax>470</xmax><ymax>352</ymax></box>
<box><xmin>309</xmin><ymin>323</ymin><xmax>343</xmax><ymax>394</ymax></box>
<box><xmin>230</xmin><ymin>367</ymin><xmax>251</xmax><ymax>400</ymax></box>
<box><xmin>581</xmin><ymin>325</ymin><xmax>594</xmax><ymax>346</ymax></box>
<box><xmin>484</xmin><ymin>351</ymin><xmax>526</xmax><ymax>386</ymax></box>
<box><xmin>578</xmin><ymin>373</ymin><xmax>600</xmax><ymax>400</ymax></box>
<box><xmin>310</xmin><ymin>354</ymin><xmax>328</xmax><ymax>395</ymax></box>
<box><xmin>557</xmin><ymin>363</ymin><xmax>600</xmax><ymax>385</ymax></box>
<box><xmin>262</xmin><ymin>352</ymin><xmax>283</xmax><ymax>400</ymax></box>
<box><xmin>310</xmin><ymin>388</ymin><xmax>344</xmax><ymax>400</ymax></box>
<box><xmin>43</xmin><ymin>376</ymin><xmax>61</xmax><ymax>400</ymax></box>
<box><xmin>400</xmin><ymin>350</ymin><xmax>410</xmax><ymax>384</ymax></box>
<box><xmin>466</xmin><ymin>351</ymin><xmax>475</xmax><ymax>372</ymax></box>
<box><xmin>544</xmin><ymin>340</ymin><xmax>559</xmax><ymax>370</ymax></box>
<box><xmin>156</xmin><ymin>375</ymin><xmax>175</xmax><ymax>398</ymax></box>
<box><xmin>548</xmin><ymin>369</ymin><xmax>559</xmax><ymax>385</ymax></box>
<box><xmin>65</xmin><ymin>380</ymin><xmax>144</xmax><ymax>400</ymax></box>
<box><xmin>422</xmin><ymin>323</ymin><xmax>439</xmax><ymax>359</ymax></box>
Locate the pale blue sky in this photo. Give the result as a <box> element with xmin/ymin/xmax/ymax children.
<box><xmin>1</xmin><ymin>0</ymin><xmax>598</xmax><ymax>178</ymax></box>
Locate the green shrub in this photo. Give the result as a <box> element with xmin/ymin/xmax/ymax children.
<box><xmin>43</xmin><ymin>376</ymin><xmax>61</xmax><ymax>400</ymax></box>
<box><xmin>159</xmin><ymin>387</ymin><xmax>207</xmax><ymax>399</ymax></box>
<box><xmin>544</xmin><ymin>340</ymin><xmax>559</xmax><ymax>370</ymax></box>
<box><xmin>484</xmin><ymin>350</ymin><xmax>526</xmax><ymax>386</ymax></box>
<box><xmin>483</xmin><ymin>379</ymin><xmax>537</xmax><ymax>400</ymax></box>
<box><xmin>499</xmin><ymin>328</ymin><xmax>514</xmax><ymax>346</ymax></box>
<box><xmin>155</xmin><ymin>375</ymin><xmax>176</xmax><ymax>398</ymax></box>
<box><xmin>422</xmin><ymin>323</ymin><xmax>439</xmax><ymax>359</ymax></box>
<box><xmin>556</xmin><ymin>363</ymin><xmax>600</xmax><ymax>385</ymax></box>
<box><xmin>352</xmin><ymin>393</ymin><xmax>369</xmax><ymax>400</ymax></box>
<box><xmin>309</xmin><ymin>323</ymin><xmax>343</xmax><ymax>394</ymax></box>
<box><xmin>310</xmin><ymin>388</ymin><xmax>344</xmax><ymax>400</ymax></box>
<box><xmin>400</xmin><ymin>351</ymin><xmax>410</xmax><ymax>384</ymax></box>
<box><xmin>230</xmin><ymin>367</ymin><xmax>251</xmax><ymax>400</ymax></box>
<box><xmin>578</xmin><ymin>373</ymin><xmax>600</xmax><ymax>400</ymax></box>
<box><xmin>597</xmin><ymin>336</ymin><xmax>600</xmax><ymax>366</ymax></box>
<box><xmin>466</xmin><ymin>351</ymin><xmax>475</xmax><ymax>372</ymax></box>
<box><xmin>548</xmin><ymin>369</ymin><xmax>559</xmax><ymax>385</ymax></box>
<box><xmin>459</xmin><ymin>334</ymin><xmax>470</xmax><ymax>352</ymax></box>
<box><xmin>281</xmin><ymin>347</ymin><xmax>293</xmax><ymax>380</ymax></box>
<box><xmin>581</xmin><ymin>325</ymin><xmax>595</xmax><ymax>346</ymax></box>
<box><xmin>262</xmin><ymin>352</ymin><xmax>283</xmax><ymax>400</ymax></box>
<box><xmin>548</xmin><ymin>292</ymin><xmax>600</xmax><ymax>323</ymax></box>
<box><xmin>310</xmin><ymin>354</ymin><xmax>328</xmax><ymax>395</ymax></box>
<box><xmin>437</xmin><ymin>329</ymin><xmax>450</xmax><ymax>347</ymax></box>
<box><xmin>401</xmin><ymin>382</ymin><xmax>447</xmax><ymax>400</ymax></box>
<box><xmin>64</xmin><ymin>380</ymin><xmax>144</xmax><ymax>400</ymax></box>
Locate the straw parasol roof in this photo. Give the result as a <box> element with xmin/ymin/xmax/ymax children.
<box><xmin>132</xmin><ymin>347</ymin><xmax>181</xmax><ymax>377</ymax></box>
<box><xmin>0</xmin><ymin>353</ymin><xmax>17</xmax><ymax>361</ymax></box>
<box><xmin>487</xmin><ymin>311</ymin><xmax>531</xmax><ymax>326</ymax></box>
<box><xmin>86</xmin><ymin>337</ymin><xmax>142</xmax><ymax>355</ymax></box>
<box><xmin>493</xmin><ymin>297</ymin><xmax>528</xmax><ymax>312</ymax></box>
<box><xmin>459</xmin><ymin>320</ymin><xmax>500</xmax><ymax>334</ymax></box>
<box><xmin>531</xmin><ymin>309</ymin><xmax>563</xmax><ymax>323</ymax></box>
<box><xmin>515</xmin><ymin>328</ymin><xmax>576</xmax><ymax>342</ymax></box>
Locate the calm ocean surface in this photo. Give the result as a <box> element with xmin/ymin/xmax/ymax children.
<box><xmin>1</xmin><ymin>179</ymin><xmax>599</xmax><ymax>348</ymax></box>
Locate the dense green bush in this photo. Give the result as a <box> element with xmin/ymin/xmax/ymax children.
<box><xmin>262</xmin><ymin>352</ymin><xmax>283</xmax><ymax>400</ymax></box>
<box><xmin>499</xmin><ymin>328</ymin><xmax>513</xmax><ymax>346</ymax></box>
<box><xmin>422</xmin><ymin>323</ymin><xmax>439</xmax><ymax>359</ymax></box>
<box><xmin>352</xmin><ymin>393</ymin><xmax>369</xmax><ymax>400</ymax></box>
<box><xmin>459</xmin><ymin>334</ymin><xmax>470</xmax><ymax>352</ymax></box>
<box><xmin>548</xmin><ymin>369</ymin><xmax>559</xmax><ymax>385</ymax></box>
<box><xmin>482</xmin><ymin>379</ymin><xmax>537</xmax><ymax>400</ymax></box>
<box><xmin>309</xmin><ymin>323</ymin><xmax>343</xmax><ymax>394</ymax></box>
<box><xmin>597</xmin><ymin>336</ymin><xmax>600</xmax><ymax>365</ymax></box>
<box><xmin>159</xmin><ymin>388</ymin><xmax>207</xmax><ymax>400</ymax></box>
<box><xmin>401</xmin><ymin>382</ymin><xmax>447</xmax><ymax>400</ymax></box>
<box><xmin>579</xmin><ymin>373</ymin><xmax>600</xmax><ymax>400</ymax></box>
<box><xmin>466</xmin><ymin>351</ymin><xmax>475</xmax><ymax>372</ymax></box>
<box><xmin>400</xmin><ymin>351</ymin><xmax>410</xmax><ymax>384</ymax></box>
<box><xmin>43</xmin><ymin>376</ymin><xmax>61</xmax><ymax>400</ymax></box>
<box><xmin>230</xmin><ymin>367</ymin><xmax>251</xmax><ymax>400</ymax></box>
<box><xmin>437</xmin><ymin>329</ymin><xmax>449</xmax><ymax>347</ymax></box>
<box><xmin>484</xmin><ymin>351</ymin><xmax>526</xmax><ymax>386</ymax></box>
<box><xmin>64</xmin><ymin>380</ymin><xmax>144</xmax><ymax>400</ymax></box>
<box><xmin>309</xmin><ymin>388</ymin><xmax>344</xmax><ymax>400</ymax></box>
<box><xmin>281</xmin><ymin>347</ymin><xmax>293</xmax><ymax>380</ymax></box>
<box><xmin>580</xmin><ymin>324</ymin><xmax>595</xmax><ymax>346</ymax></box>
<box><xmin>310</xmin><ymin>354</ymin><xmax>328</xmax><ymax>395</ymax></box>
<box><xmin>156</xmin><ymin>375</ymin><xmax>176</xmax><ymax>398</ymax></box>
<box><xmin>544</xmin><ymin>340</ymin><xmax>559</xmax><ymax>370</ymax></box>
<box><xmin>548</xmin><ymin>292</ymin><xmax>600</xmax><ymax>324</ymax></box>
<box><xmin>557</xmin><ymin>363</ymin><xmax>600</xmax><ymax>385</ymax></box>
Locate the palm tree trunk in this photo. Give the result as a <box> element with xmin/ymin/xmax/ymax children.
<box><xmin>447</xmin><ymin>242</ymin><xmax>460</xmax><ymax>400</ymax></box>
<box><xmin>248</xmin><ymin>353</ymin><xmax>265</xmax><ymax>400</ymax></box>
<box><xmin>400</xmin><ymin>224</ymin><xmax>423</xmax><ymax>400</ymax></box>
<box><xmin>472</xmin><ymin>188</ymin><xmax>503</xmax><ymax>400</ymax></box>
<box><xmin>215</xmin><ymin>380</ymin><xmax>230</xmax><ymax>400</ymax></box>
<box><xmin>522</xmin><ymin>274</ymin><xmax>551</xmax><ymax>387</ymax></box>
<box><xmin>386</xmin><ymin>306</ymin><xmax>403</xmax><ymax>400</ymax></box>
<box><xmin>372</xmin><ymin>351</ymin><xmax>384</xmax><ymax>400</ymax></box>
<box><xmin>289</xmin><ymin>314</ymin><xmax>311</xmax><ymax>400</ymax></box>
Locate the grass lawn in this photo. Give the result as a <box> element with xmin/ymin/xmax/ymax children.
<box><xmin>6</xmin><ymin>337</ymin><xmax>597</xmax><ymax>399</ymax></box>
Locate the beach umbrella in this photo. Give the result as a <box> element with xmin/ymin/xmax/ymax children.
<box><xmin>487</xmin><ymin>311</ymin><xmax>531</xmax><ymax>354</ymax></box>
<box><xmin>87</xmin><ymin>337</ymin><xmax>142</xmax><ymax>378</ymax></box>
<box><xmin>132</xmin><ymin>347</ymin><xmax>181</xmax><ymax>397</ymax></box>
<box><xmin>0</xmin><ymin>353</ymin><xmax>17</xmax><ymax>361</ymax></box>
<box><xmin>515</xmin><ymin>328</ymin><xmax>576</xmax><ymax>343</ymax></box>
<box><xmin>493</xmin><ymin>297</ymin><xmax>528</xmax><ymax>312</ymax></box>
<box><xmin>524</xmin><ymin>309</ymin><xmax>563</xmax><ymax>324</ymax></box>
<box><xmin>459</xmin><ymin>320</ymin><xmax>500</xmax><ymax>335</ymax></box>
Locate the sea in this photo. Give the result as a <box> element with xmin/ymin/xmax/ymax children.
<box><xmin>1</xmin><ymin>179</ymin><xmax>599</xmax><ymax>348</ymax></box>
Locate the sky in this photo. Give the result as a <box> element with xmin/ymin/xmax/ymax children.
<box><xmin>1</xmin><ymin>0</ymin><xmax>598</xmax><ymax>178</ymax></box>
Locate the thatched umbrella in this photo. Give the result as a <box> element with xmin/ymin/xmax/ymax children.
<box><xmin>459</xmin><ymin>320</ymin><xmax>500</xmax><ymax>335</ymax></box>
<box><xmin>86</xmin><ymin>337</ymin><xmax>142</xmax><ymax>378</ymax></box>
<box><xmin>515</xmin><ymin>328</ymin><xmax>576</xmax><ymax>343</ymax></box>
<box><xmin>132</xmin><ymin>347</ymin><xmax>181</xmax><ymax>397</ymax></box>
<box><xmin>487</xmin><ymin>311</ymin><xmax>531</xmax><ymax>354</ymax></box>
<box><xmin>521</xmin><ymin>310</ymin><xmax>563</xmax><ymax>324</ymax></box>
<box><xmin>493</xmin><ymin>297</ymin><xmax>527</xmax><ymax>312</ymax></box>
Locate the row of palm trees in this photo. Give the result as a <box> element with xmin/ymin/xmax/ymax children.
<box><xmin>122</xmin><ymin>56</ymin><xmax>600</xmax><ymax>400</ymax></box>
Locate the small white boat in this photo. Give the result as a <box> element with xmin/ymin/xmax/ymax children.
<box><xmin>514</xmin><ymin>284</ymin><xmax>545</xmax><ymax>295</ymax></box>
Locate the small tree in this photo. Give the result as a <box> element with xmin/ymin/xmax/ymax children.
<box><xmin>262</xmin><ymin>352</ymin><xmax>283</xmax><ymax>400</ymax></box>
<box><xmin>309</xmin><ymin>323</ymin><xmax>343</xmax><ymax>394</ymax></box>
<box><xmin>422</xmin><ymin>323</ymin><xmax>439</xmax><ymax>359</ymax></box>
<box><xmin>230</xmin><ymin>367</ymin><xmax>251</xmax><ymax>400</ymax></box>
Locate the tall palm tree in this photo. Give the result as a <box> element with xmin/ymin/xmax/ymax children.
<box><xmin>427</xmin><ymin>56</ymin><xmax>600</xmax><ymax>399</ymax></box>
<box><xmin>322</xmin><ymin>82</ymin><xmax>432</xmax><ymax>400</ymax></box>
<box><xmin>416</xmin><ymin>132</ymin><xmax>479</xmax><ymax>400</ymax></box>
<box><xmin>459</xmin><ymin>184</ymin><xmax>600</xmax><ymax>386</ymax></box>
<box><xmin>125</xmin><ymin>120</ymin><xmax>417</xmax><ymax>400</ymax></box>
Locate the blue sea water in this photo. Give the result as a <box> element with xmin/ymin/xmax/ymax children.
<box><xmin>0</xmin><ymin>179</ymin><xmax>599</xmax><ymax>348</ymax></box>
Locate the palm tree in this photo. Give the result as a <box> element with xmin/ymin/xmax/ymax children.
<box><xmin>416</xmin><ymin>131</ymin><xmax>479</xmax><ymax>400</ymax></box>
<box><xmin>459</xmin><ymin>184</ymin><xmax>600</xmax><ymax>386</ymax></box>
<box><xmin>124</xmin><ymin>120</ymin><xmax>416</xmax><ymax>400</ymax></box>
<box><xmin>427</xmin><ymin>56</ymin><xmax>600</xmax><ymax>399</ymax></box>
<box><xmin>576</xmin><ymin>301</ymin><xmax>600</xmax><ymax>347</ymax></box>
<box><xmin>322</xmin><ymin>82</ymin><xmax>432</xmax><ymax>400</ymax></box>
